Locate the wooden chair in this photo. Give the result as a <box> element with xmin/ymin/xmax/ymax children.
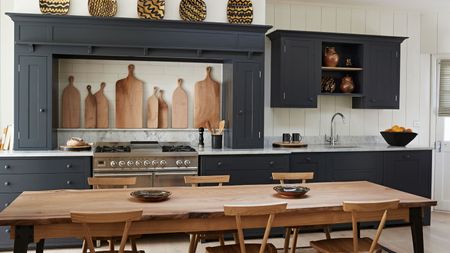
<box><xmin>310</xmin><ymin>199</ymin><xmax>400</xmax><ymax>253</ymax></box>
<box><xmin>184</xmin><ymin>175</ymin><xmax>231</xmax><ymax>253</ymax></box>
<box><xmin>71</xmin><ymin>210</ymin><xmax>143</xmax><ymax>253</ymax></box>
<box><xmin>86</xmin><ymin>177</ymin><xmax>141</xmax><ymax>253</ymax></box>
<box><xmin>272</xmin><ymin>172</ymin><xmax>331</xmax><ymax>253</ymax></box>
<box><xmin>205</xmin><ymin>202</ymin><xmax>288</xmax><ymax>253</ymax></box>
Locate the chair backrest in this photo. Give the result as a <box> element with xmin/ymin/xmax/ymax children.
<box><xmin>343</xmin><ymin>199</ymin><xmax>400</xmax><ymax>253</ymax></box>
<box><xmin>184</xmin><ymin>175</ymin><xmax>230</xmax><ymax>187</ymax></box>
<box><xmin>71</xmin><ymin>210</ymin><xmax>143</xmax><ymax>253</ymax></box>
<box><xmin>272</xmin><ymin>172</ymin><xmax>314</xmax><ymax>184</ymax></box>
<box><xmin>224</xmin><ymin>202</ymin><xmax>287</xmax><ymax>253</ymax></box>
<box><xmin>87</xmin><ymin>177</ymin><xmax>137</xmax><ymax>189</ymax></box>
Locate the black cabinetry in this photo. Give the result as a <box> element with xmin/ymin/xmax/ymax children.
<box><xmin>267</xmin><ymin>30</ymin><xmax>406</xmax><ymax>109</ymax></box>
<box><xmin>326</xmin><ymin>152</ymin><xmax>383</xmax><ymax>184</ymax></box>
<box><xmin>290</xmin><ymin>153</ymin><xmax>327</xmax><ymax>182</ymax></box>
<box><xmin>0</xmin><ymin>156</ymin><xmax>91</xmax><ymax>250</ymax></box>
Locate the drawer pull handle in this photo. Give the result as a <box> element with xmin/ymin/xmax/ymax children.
<box><xmin>404</xmin><ymin>155</ymin><xmax>411</xmax><ymax>159</ymax></box>
<box><xmin>4</xmin><ymin>182</ymin><xmax>10</xmax><ymax>186</ymax></box>
<box><xmin>4</xmin><ymin>203</ymin><xmax>9</xmax><ymax>207</ymax></box>
<box><xmin>305</xmin><ymin>157</ymin><xmax>312</xmax><ymax>161</ymax></box>
<box><xmin>217</xmin><ymin>162</ymin><xmax>222</xmax><ymax>167</ymax></box>
<box><xmin>66</xmin><ymin>164</ymin><xmax>72</xmax><ymax>168</ymax></box>
<box><xmin>5</xmin><ymin>229</ymin><xmax>10</xmax><ymax>234</ymax></box>
<box><xmin>66</xmin><ymin>180</ymin><xmax>72</xmax><ymax>185</ymax></box>
<box><xmin>4</xmin><ymin>165</ymin><xmax>9</xmax><ymax>169</ymax></box>
<box><xmin>39</xmin><ymin>108</ymin><xmax>46</xmax><ymax>113</ymax></box>
<box><xmin>269</xmin><ymin>161</ymin><xmax>275</xmax><ymax>166</ymax></box>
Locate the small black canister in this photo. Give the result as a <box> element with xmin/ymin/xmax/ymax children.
<box><xmin>211</xmin><ymin>134</ymin><xmax>223</xmax><ymax>149</ymax></box>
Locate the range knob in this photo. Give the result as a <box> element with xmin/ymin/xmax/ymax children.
<box><xmin>118</xmin><ymin>161</ymin><xmax>126</xmax><ymax>167</ymax></box>
<box><xmin>184</xmin><ymin>160</ymin><xmax>191</xmax><ymax>167</ymax></box>
<box><xmin>110</xmin><ymin>161</ymin><xmax>117</xmax><ymax>167</ymax></box>
<box><xmin>127</xmin><ymin>161</ymin><xmax>134</xmax><ymax>167</ymax></box>
<box><xmin>135</xmin><ymin>161</ymin><xmax>142</xmax><ymax>167</ymax></box>
<box><xmin>176</xmin><ymin>160</ymin><xmax>184</xmax><ymax>167</ymax></box>
<box><xmin>151</xmin><ymin>160</ymin><xmax>159</xmax><ymax>167</ymax></box>
<box><xmin>160</xmin><ymin>160</ymin><xmax>167</xmax><ymax>167</ymax></box>
<box><xmin>143</xmin><ymin>160</ymin><xmax>151</xmax><ymax>167</ymax></box>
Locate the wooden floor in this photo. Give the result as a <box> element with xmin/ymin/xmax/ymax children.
<box><xmin>7</xmin><ymin>211</ymin><xmax>450</xmax><ymax>253</ymax></box>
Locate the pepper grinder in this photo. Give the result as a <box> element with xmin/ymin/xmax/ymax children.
<box><xmin>198</xmin><ymin>127</ymin><xmax>205</xmax><ymax>149</ymax></box>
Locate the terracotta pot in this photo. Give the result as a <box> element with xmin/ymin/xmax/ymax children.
<box><xmin>340</xmin><ymin>75</ymin><xmax>355</xmax><ymax>93</ymax></box>
<box><xmin>324</xmin><ymin>47</ymin><xmax>339</xmax><ymax>67</ymax></box>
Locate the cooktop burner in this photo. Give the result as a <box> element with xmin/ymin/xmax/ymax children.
<box><xmin>162</xmin><ymin>145</ymin><xmax>196</xmax><ymax>153</ymax></box>
<box><xmin>94</xmin><ymin>145</ymin><xmax>131</xmax><ymax>153</ymax></box>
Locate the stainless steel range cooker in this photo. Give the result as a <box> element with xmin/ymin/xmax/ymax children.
<box><xmin>93</xmin><ymin>141</ymin><xmax>198</xmax><ymax>187</ymax></box>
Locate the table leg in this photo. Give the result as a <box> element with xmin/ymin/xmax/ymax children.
<box><xmin>410</xmin><ymin>207</ymin><xmax>424</xmax><ymax>253</ymax></box>
<box><xmin>36</xmin><ymin>239</ymin><xmax>45</xmax><ymax>253</ymax></box>
<box><xmin>13</xmin><ymin>226</ymin><xmax>34</xmax><ymax>253</ymax></box>
<box><xmin>356</xmin><ymin>222</ymin><xmax>361</xmax><ymax>238</ymax></box>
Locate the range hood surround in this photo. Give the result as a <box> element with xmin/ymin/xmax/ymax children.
<box><xmin>8</xmin><ymin>13</ymin><xmax>271</xmax><ymax>150</ymax></box>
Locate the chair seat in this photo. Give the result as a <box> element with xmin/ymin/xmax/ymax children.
<box><xmin>206</xmin><ymin>243</ymin><xmax>278</xmax><ymax>253</ymax></box>
<box><xmin>310</xmin><ymin>237</ymin><xmax>382</xmax><ymax>253</ymax></box>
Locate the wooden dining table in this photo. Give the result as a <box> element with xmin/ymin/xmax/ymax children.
<box><xmin>0</xmin><ymin>181</ymin><xmax>437</xmax><ymax>253</ymax></box>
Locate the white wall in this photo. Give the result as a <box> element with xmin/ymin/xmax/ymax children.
<box><xmin>265</xmin><ymin>0</ymin><xmax>431</xmax><ymax>146</ymax></box>
<box><xmin>421</xmin><ymin>11</ymin><xmax>450</xmax><ymax>54</ymax></box>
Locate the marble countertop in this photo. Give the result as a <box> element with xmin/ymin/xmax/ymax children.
<box><xmin>0</xmin><ymin>150</ymin><xmax>94</xmax><ymax>157</ymax></box>
<box><xmin>198</xmin><ymin>144</ymin><xmax>433</xmax><ymax>155</ymax></box>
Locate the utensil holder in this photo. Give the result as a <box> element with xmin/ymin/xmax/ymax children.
<box><xmin>211</xmin><ymin>134</ymin><xmax>223</xmax><ymax>149</ymax></box>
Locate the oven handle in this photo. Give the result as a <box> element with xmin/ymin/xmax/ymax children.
<box><xmin>93</xmin><ymin>172</ymin><xmax>154</xmax><ymax>177</ymax></box>
<box><xmin>154</xmin><ymin>171</ymin><xmax>198</xmax><ymax>176</ymax></box>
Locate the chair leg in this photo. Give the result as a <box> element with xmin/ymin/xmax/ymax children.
<box><xmin>233</xmin><ymin>233</ymin><xmax>239</xmax><ymax>244</ymax></box>
<box><xmin>82</xmin><ymin>240</ymin><xmax>88</xmax><ymax>253</ymax></box>
<box><xmin>290</xmin><ymin>228</ymin><xmax>299</xmax><ymax>253</ymax></box>
<box><xmin>283</xmin><ymin>228</ymin><xmax>291</xmax><ymax>253</ymax></box>
<box><xmin>109</xmin><ymin>239</ymin><xmax>115</xmax><ymax>253</ymax></box>
<box><xmin>188</xmin><ymin>234</ymin><xmax>197</xmax><ymax>253</ymax></box>
<box><xmin>193</xmin><ymin>234</ymin><xmax>200</xmax><ymax>253</ymax></box>
<box><xmin>131</xmin><ymin>238</ymin><xmax>138</xmax><ymax>253</ymax></box>
<box><xmin>219</xmin><ymin>234</ymin><xmax>225</xmax><ymax>246</ymax></box>
<box><xmin>324</xmin><ymin>226</ymin><xmax>331</xmax><ymax>240</ymax></box>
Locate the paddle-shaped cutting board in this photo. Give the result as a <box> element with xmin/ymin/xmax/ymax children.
<box><xmin>172</xmin><ymin>79</ymin><xmax>188</xmax><ymax>129</ymax></box>
<box><xmin>94</xmin><ymin>82</ymin><xmax>109</xmax><ymax>128</ymax></box>
<box><xmin>84</xmin><ymin>85</ymin><xmax>97</xmax><ymax>128</ymax></box>
<box><xmin>116</xmin><ymin>64</ymin><xmax>144</xmax><ymax>128</ymax></box>
<box><xmin>194</xmin><ymin>67</ymin><xmax>220</xmax><ymax>128</ymax></box>
<box><xmin>61</xmin><ymin>76</ymin><xmax>81</xmax><ymax>128</ymax></box>
<box><xmin>146</xmin><ymin>87</ymin><xmax>159</xmax><ymax>128</ymax></box>
<box><xmin>158</xmin><ymin>89</ymin><xmax>169</xmax><ymax>129</ymax></box>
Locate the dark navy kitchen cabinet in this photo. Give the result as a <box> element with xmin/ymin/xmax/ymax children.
<box><xmin>353</xmin><ymin>42</ymin><xmax>401</xmax><ymax>109</ymax></box>
<box><xmin>327</xmin><ymin>152</ymin><xmax>383</xmax><ymax>184</ymax></box>
<box><xmin>224</xmin><ymin>61</ymin><xmax>264</xmax><ymax>149</ymax></box>
<box><xmin>290</xmin><ymin>153</ymin><xmax>328</xmax><ymax>182</ymax></box>
<box><xmin>0</xmin><ymin>156</ymin><xmax>91</xmax><ymax>250</ymax></box>
<box><xmin>269</xmin><ymin>38</ymin><xmax>320</xmax><ymax>108</ymax></box>
<box><xmin>15</xmin><ymin>56</ymin><xmax>49</xmax><ymax>150</ymax></box>
<box><xmin>200</xmin><ymin>155</ymin><xmax>289</xmax><ymax>185</ymax></box>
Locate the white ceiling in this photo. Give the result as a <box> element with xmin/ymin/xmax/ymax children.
<box><xmin>289</xmin><ymin>0</ymin><xmax>450</xmax><ymax>11</ymax></box>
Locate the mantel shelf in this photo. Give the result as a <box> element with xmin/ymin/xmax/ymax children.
<box><xmin>321</xmin><ymin>67</ymin><xmax>363</xmax><ymax>71</ymax></box>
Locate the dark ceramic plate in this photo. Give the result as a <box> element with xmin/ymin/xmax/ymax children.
<box><xmin>273</xmin><ymin>185</ymin><xmax>310</xmax><ymax>198</ymax></box>
<box><xmin>380</xmin><ymin>131</ymin><xmax>418</xmax><ymax>146</ymax></box>
<box><xmin>130</xmin><ymin>190</ymin><xmax>171</xmax><ymax>202</ymax></box>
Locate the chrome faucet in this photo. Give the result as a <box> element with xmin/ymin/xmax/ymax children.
<box><xmin>325</xmin><ymin>113</ymin><xmax>345</xmax><ymax>146</ymax></box>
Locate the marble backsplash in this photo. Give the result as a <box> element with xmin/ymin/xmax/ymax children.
<box><xmin>58</xmin><ymin>129</ymin><xmax>385</xmax><ymax>147</ymax></box>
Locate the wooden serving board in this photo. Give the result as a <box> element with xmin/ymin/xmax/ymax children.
<box><xmin>84</xmin><ymin>85</ymin><xmax>97</xmax><ymax>128</ymax></box>
<box><xmin>116</xmin><ymin>64</ymin><xmax>143</xmax><ymax>128</ymax></box>
<box><xmin>158</xmin><ymin>90</ymin><xmax>169</xmax><ymax>129</ymax></box>
<box><xmin>94</xmin><ymin>82</ymin><xmax>109</xmax><ymax>128</ymax></box>
<box><xmin>146</xmin><ymin>87</ymin><xmax>159</xmax><ymax>128</ymax></box>
<box><xmin>59</xmin><ymin>145</ymin><xmax>92</xmax><ymax>152</ymax></box>
<box><xmin>61</xmin><ymin>76</ymin><xmax>81</xmax><ymax>128</ymax></box>
<box><xmin>172</xmin><ymin>79</ymin><xmax>188</xmax><ymax>129</ymax></box>
<box><xmin>272</xmin><ymin>142</ymin><xmax>308</xmax><ymax>148</ymax></box>
<box><xmin>194</xmin><ymin>67</ymin><xmax>220</xmax><ymax>128</ymax></box>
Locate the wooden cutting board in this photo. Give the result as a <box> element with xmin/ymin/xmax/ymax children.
<box><xmin>272</xmin><ymin>142</ymin><xmax>308</xmax><ymax>148</ymax></box>
<box><xmin>158</xmin><ymin>89</ymin><xmax>169</xmax><ymax>129</ymax></box>
<box><xmin>146</xmin><ymin>87</ymin><xmax>159</xmax><ymax>128</ymax></box>
<box><xmin>61</xmin><ymin>76</ymin><xmax>81</xmax><ymax>128</ymax></box>
<box><xmin>172</xmin><ymin>79</ymin><xmax>188</xmax><ymax>129</ymax></box>
<box><xmin>84</xmin><ymin>85</ymin><xmax>97</xmax><ymax>128</ymax></box>
<box><xmin>94</xmin><ymin>82</ymin><xmax>109</xmax><ymax>128</ymax></box>
<box><xmin>194</xmin><ymin>67</ymin><xmax>220</xmax><ymax>128</ymax></box>
<box><xmin>116</xmin><ymin>64</ymin><xmax>144</xmax><ymax>128</ymax></box>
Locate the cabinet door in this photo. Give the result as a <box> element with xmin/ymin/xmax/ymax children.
<box><xmin>290</xmin><ymin>153</ymin><xmax>328</xmax><ymax>182</ymax></box>
<box><xmin>280</xmin><ymin>39</ymin><xmax>320</xmax><ymax>107</ymax></box>
<box><xmin>327</xmin><ymin>152</ymin><xmax>383</xmax><ymax>184</ymax></box>
<box><xmin>16</xmin><ymin>56</ymin><xmax>48</xmax><ymax>149</ymax></box>
<box><xmin>363</xmin><ymin>43</ymin><xmax>400</xmax><ymax>109</ymax></box>
<box><xmin>233</xmin><ymin>62</ymin><xmax>264</xmax><ymax>148</ymax></box>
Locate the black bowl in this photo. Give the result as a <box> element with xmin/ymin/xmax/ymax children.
<box><xmin>273</xmin><ymin>185</ymin><xmax>310</xmax><ymax>198</ymax></box>
<box><xmin>380</xmin><ymin>131</ymin><xmax>418</xmax><ymax>146</ymax></box>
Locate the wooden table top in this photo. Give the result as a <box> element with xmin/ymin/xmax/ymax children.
<box><xmin>0</xmin><ymin>181</ymin><xmax>437</xmax><ymax>226</ymax></box>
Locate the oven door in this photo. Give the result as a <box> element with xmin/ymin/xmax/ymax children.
<box><xmin>92</xmin><ymin>172</ymin><xmax>153</xmax><ymax>188</ymax></box>
<box><xmin>153</xmin><ymin>170</ymin><xmax>198</xmax><ymax>187</ymax></box>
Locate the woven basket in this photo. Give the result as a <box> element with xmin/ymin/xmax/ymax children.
<box><xmin>39</xmin><ymin>0</ymin><xmax>70</xmax><ymax>15</ymax></box>
<box><xmin>137</xmin><ymin>0</ymin><xmax>165</xmax><ymax>20</ymax></box>
<box><xmin>179</xmin><ymin>0</ymin><xmax>206</xmax><ymax>22</ymax></box>
<box><xmin>227</xmin><ymin>0</ymin><xmax>253</xmax><ymax>24</ymax></box>
<box><xmin>88</xmin><ymin>0</ymin><xmax>118</xmax><ymax>17</ymax></box>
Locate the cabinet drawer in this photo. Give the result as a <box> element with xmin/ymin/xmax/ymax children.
<box><xmin>290</xmin><ymin>153</ymin><xmax>327</xmax><ymax>182</ymax></box>
<box><xmin>0</xmin><ymin>157</ymin><xmax>90</xmax><ymax>174</ymax></box>
<box><xmin>0</xmin><ymin>194</ymin><xmax>19</xmax><ymax>212</ymax></box>
<box><xmin>0</xmin><ymin>173</ymin><xmax>88</xmax><ymax>193</ymax></box>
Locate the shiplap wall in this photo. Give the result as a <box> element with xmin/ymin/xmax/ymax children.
<box><xmin>265</xmin><ymin>0</ymin><xmax>431</xmax><ymax>146</ymax></box>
